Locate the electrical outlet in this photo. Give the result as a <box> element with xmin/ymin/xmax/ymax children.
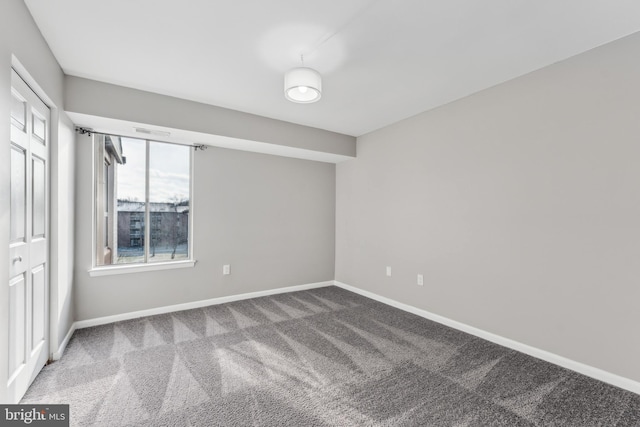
<box><xmin>223</xmin><ymin>264</ymin><xmax>230</xmax><ymax>275</ymax></box>
<box><xmin>417</xmin><ymin>274</ymin><xmax>424</xmax><ymax>286</ymax></box>
<box><xmin>386</xmin><ymin>266</ymin><xmax>392</xmax><ymax>277</ymax></box>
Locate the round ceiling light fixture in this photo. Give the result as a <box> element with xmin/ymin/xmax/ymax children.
<box><xmin>284</xmin><ymin>67</ymin><xmax>322</xmax><ymax>103</ymax></box>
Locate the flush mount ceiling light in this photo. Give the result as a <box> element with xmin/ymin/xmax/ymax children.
<box><xmin>284</xmin><ymin>64</ymin><xmax>322</xmax><ymax>104</ymax></box>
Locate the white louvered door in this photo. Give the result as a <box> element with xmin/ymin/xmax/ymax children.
<box><xmin>8</xmin><ymin>69</ymin><xmax>50</xmax><ymax>403</ymax></box>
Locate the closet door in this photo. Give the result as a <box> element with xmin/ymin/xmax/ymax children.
<box><xmin>8</xmin><ymin>69</ymin><xmax>50</xmax><ymax>403</ymax></box>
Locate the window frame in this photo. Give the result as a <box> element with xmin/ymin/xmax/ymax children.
<box><xmin>90</xmin><ymin>134</ymin><xmax>196</xmax><ymax>277</ymax></box>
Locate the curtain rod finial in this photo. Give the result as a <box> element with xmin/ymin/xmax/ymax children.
<box><xmin>75</xmin><ymin>126</ymin><xmax>93</xmax><ymax>136</ymax></box>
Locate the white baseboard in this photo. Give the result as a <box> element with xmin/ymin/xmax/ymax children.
<box><xmin>52</xmin><ymin>323</ymin><xmax>77</xmax><ymax>361</ymax></box>
<box><xmin>74</xmin><ymin>281</ymin><xmax>333</xmax><ymax>330</ymax></box>
<box><xmin>333</xmin><ymin>280</ymin><xmax>640</xmax><ymax>395</ymax></box>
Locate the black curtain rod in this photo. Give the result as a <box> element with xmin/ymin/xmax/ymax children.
<box><xmin>75</xmin><ymin>126</ymin><xmax>208</xmax><ymax>151</ymax></box>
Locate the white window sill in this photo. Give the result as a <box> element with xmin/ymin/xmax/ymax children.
<box><xmin>89</xmin><ymin>260</ymin><xmax>196</xmax><ymax>277</ymax></box>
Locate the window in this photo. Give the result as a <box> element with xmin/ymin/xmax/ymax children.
<box><xmin>94</xmin><ymin>134</ymin><xmax>192</xmax><ymax>269</ymax></box>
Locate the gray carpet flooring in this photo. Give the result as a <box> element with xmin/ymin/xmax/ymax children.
<box><xmin>22</xmin><ymin>286</ymin><xmax>640</xmax><ymax>426</ymax></box>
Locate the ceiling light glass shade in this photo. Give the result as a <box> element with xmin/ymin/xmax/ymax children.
<box><xmin>284</xmin><ymin>67</ymin><xmax>322</xmax><ymax>103</ymax></box>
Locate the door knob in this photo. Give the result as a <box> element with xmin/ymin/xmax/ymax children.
<box><xmin>13</xmin><ymin>256</ymin><xmax>23</xmax><ymax>264</ymax></box>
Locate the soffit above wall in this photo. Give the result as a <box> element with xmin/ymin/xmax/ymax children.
<box><xmin>67</xmin><ymin>112</ymin><xmax>354</xmax><ymax>164</ymax></box>
<box><xmin>65</xmin><ymin>76</ymin><xmax>355</xmax><ymax>163</ymax></box>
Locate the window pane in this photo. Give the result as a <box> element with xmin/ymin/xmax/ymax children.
<box><xmin>96</xmin><ymin>135</ymin><xmax>192</xmax><ymax>268</ymax></box>
<box><xmin>148</xmin><ymin>141</ymin><xmax>190</xmax><ymax>262</ymax></box>
<box><xmin>116</xmin><ymin>138</ymin><xmax>147</xmax><ymax>264</ymax></box>
<box><xmin>104</xmin><ymin>161</ymin><xmax>109</xmax><ymax>244</ymax></box>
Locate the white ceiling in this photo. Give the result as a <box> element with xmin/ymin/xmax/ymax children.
<box><xmin>24</xmin><ymin>0</ymin><xmax>640</xmax><ymax>137</ymax></box>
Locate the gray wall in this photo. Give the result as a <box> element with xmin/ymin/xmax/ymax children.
<box><xmin>336</xmin><ymin>32</ymin><xmax>640</xmax><ymax>383</ymax></box>
<box><xmin>75</xmin><ymin>137</ymin><xmax>335</xmax><ymax>320</ymax></box>
<box><xmin>0</xmin><ymin>0</ymin><xmax>75</xmax><ymax>401</ymax></box>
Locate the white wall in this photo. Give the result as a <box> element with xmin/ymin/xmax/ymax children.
<box><xmin>0</xmin><ymin>0</ymin><xmax>75</xmax><ymax>402</ymax></box>
<box><xmin>336</xmin><ymin>32</ymin><xmax>640</xmax><ymax>383</ymax></box>
<box><xmin>49</xmin><ymin>113</ymin><xmax>76</xmax><ymax>352</ymax></box>
<box><xmin>74</xmin><ymin>137</ymin><xmax>336</xmax><ymax>320</ymax></box>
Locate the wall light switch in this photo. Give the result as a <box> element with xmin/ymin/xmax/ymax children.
<box><xmin>386</xmin><ymin>266</ymin><xmax>392</xmax><ymax>277</ymax></box>
<box><xmin>223</xmin><ymin>264</ymin><xmax>230</xmax><ymax>275</ymax></box>
<box><xmin>417</xmin><ymin>274</ymin><xmax>424</xmax><ymax>286</ymax></box>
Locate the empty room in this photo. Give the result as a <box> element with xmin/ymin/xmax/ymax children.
<box><xmin>1</xmin><ymin>0</ymin><xmax>640</xmax><ymax>425</ymax></box>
